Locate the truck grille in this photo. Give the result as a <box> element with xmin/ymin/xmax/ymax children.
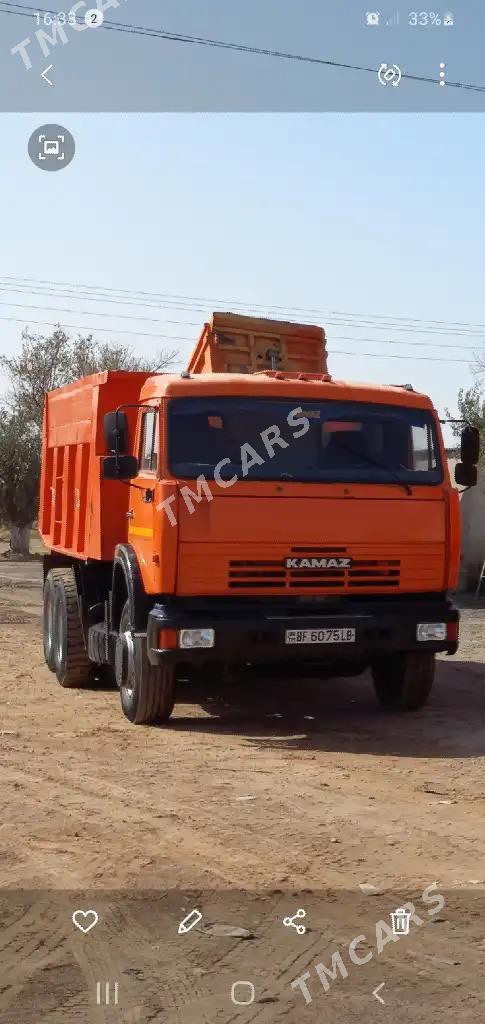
<box><xmin>228</xmin><ymin>547</ymin><xmax>401</xmax><ymax>591</ymax></box>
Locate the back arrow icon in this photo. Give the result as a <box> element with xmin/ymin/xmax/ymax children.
<box><xmin>41</xmin><ymin>64</ymin><xmax>53</xmax><ymax>86</ymax></box>
<box><xmin>373</xmin><ymin>982</ymin><xmax>385</xmax><ymax>1005</ymax></box>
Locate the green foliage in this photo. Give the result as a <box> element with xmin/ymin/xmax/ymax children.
<box><xmin>0</xmin><ymin>327</ymin><xmax>179</xmax><ymax>550</ymax></box>
<box><xmin>446</xmin><ymin>382</ymin><xmax>485</xmax><ymax>460</ymax></box>
<box><xmin>0</xmin><ymin>411</ymin><xmax>40</xmax><ymax>528</ymax></box>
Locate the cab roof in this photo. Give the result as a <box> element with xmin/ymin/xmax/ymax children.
<box><xmin>140</xmin><ymin>370</ymin><xmax>435</xmax><ymax>411</ymax></box>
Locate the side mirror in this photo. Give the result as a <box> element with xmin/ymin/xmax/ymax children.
<box><xmin>104</xmin><ymin>411</ymin><xmax>129</xmax><ymax>455</ymax></box>
<box><xmin>455</xmin><ymin>462</ymin><xmax>477</xmax><ymax>488</ymax></box>
<box><xmin>102</xmin><ymin>455</ymin><xmax>139</xmax><ymax>480</ymax></box>
<box><xmin>460</xmin><ymin>425</ymin><xmax>480</xmax><ymax>466</ymax></box>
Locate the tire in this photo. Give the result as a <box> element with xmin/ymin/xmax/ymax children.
<box><xmin>52</xmin><ymin>568</ymin><xmax>94</xmax><ymax>688</ymax></box>
<box><xmin>118</xmin><ymin>601</ymin><xmax>175</xmax><ymax>725</ymax></box>
<box><xmin>43</xmin><ymin>570</ymin><xmax>64</xmax><ymax>672</ymax></box>
<box><xmin>371</xmin><ymin>651</ymin><xmax>435</xmax><ymax>711</ymax></box>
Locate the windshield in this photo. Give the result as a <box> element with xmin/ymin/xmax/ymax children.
<box><xmin>168</xmin><ymin>397</ymin><xmax>443</xmax><ymax>485</ymax></box>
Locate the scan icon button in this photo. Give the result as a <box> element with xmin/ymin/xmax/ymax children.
<box><xmin>28</xmin><ymin>124</ymin><xmax>75</xmax><ymax>171</ymax></box>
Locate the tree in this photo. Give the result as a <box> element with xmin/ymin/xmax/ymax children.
<box><xmin>1</xmin><ymin>326</ymin><xmax>178</xmax><ymax>430</ymax></box>
<box><xmin>446</xmin><ymin>381</ymin><xmax>485</xmax><ymax>462</ymax></box>
<box><xmin>0</xmin><ymin>412</ymin><xmax>40</xmax><ymax>556</ymax></box>
<box><xmin>0</xmin><ymin>326</ymin><xmax>179</xmax><ymax>555</ymax></box>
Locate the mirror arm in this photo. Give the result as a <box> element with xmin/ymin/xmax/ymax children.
<box><xmin>439</xmin><ymin>418</ymin><xmax>472</xmax><ymax>426</ymax></box>
<box><xmin>115</xmin><ymin>402</ymin><xmax>155</xmax><ymax>415</ymax></box>
<box><xmin>115</xmin><ymin>479</ymin><xmax>147</xmax><ymax>492</ymax></box>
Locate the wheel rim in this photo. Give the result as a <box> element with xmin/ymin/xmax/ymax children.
<box><xmin>116</xmin><ymin>630</ymin><xmax>135</xmax><ymax>698</ymax></box>
<box><xmin>119</xmin><ymin>608</ymin><xmax>135</xmax><ymax>700</ymax></box>
<box><xmin>46</xmin><ymin>587</ymin><xmax>55</xmax><ymax>655</ymax></box>
<box><xmin>54</xmin><ymin>596</ymin><xmax>64</xmax><ymax>666</ymax></box>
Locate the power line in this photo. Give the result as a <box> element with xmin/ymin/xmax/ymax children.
<box><xmin>1</xmin><ymin>284</ymin><xmax>483</xmax><ymax>346</ymax></box>
<box><xmin>0</xmin><ymin>283</ymin><xmax>209</xmax><ymax>316</ymax></box>
<box><xmin>331</xmin><ymin>334</ymin><xmax>485</xmax><ymax>354</ymax></box>
<box><xmin>0</xmin><ymin>313</ymin><xmax>473</xmax><ymax>362</ymax></box>
<box><xmin>0</xmin><ymin>313</ymin><xmax>194</xmax><ymax>341</ymax></box>
<box><xmin>0</xmin><ymin>297</ymin><xmax>200</xmax><ymax>328</ymax></box>
<box><xmin>2</xmin><ymin>1</ymin><xmax>485</xmax><ymax>94</ymax></box>
<box><xmin>5</xmin><ymin>274</ymin><xmax>485</xmax><ymax>335</ymax></box>
<box><xmin>0</xmin><ymin>284</ymin><xmax>209</xmax><ymax>316</ymax></box>
<box><xmin>331</xmin><ymin>349</ymin><xmax>469</xmax><ymax>364</ymax></box>
<box><xmin>2</xmin><ymin>297</ymin><xmax>485</xmax><ymax>354</ymax></box>
<box><xmin>1</xmin><ymin>277</ymin><xmax>485</xmax><ymax>339</ymax></box>
<box><xmin>2</xmin><ymin>284</ymin><xmax>484</xmax><ymax>342</ymax></box>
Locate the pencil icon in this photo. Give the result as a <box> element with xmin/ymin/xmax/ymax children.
<box><xmin>178</xmin><ymin>909</ymin><xmax>202</xmax><ymax>935</ymax></box>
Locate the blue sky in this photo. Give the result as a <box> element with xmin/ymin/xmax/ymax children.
<box><xmin>1</xmin><ymin>111</ymin><xmax>484</xmax><ymax>441</ymax></box>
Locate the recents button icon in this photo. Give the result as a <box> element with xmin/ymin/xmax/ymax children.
<box><xmin>96</xmin><ymin>981</ymin><xmax>118</xmax><ymax>1005</ymax></box>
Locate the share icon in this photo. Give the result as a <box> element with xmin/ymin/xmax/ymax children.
<box><xmin>283</xmin><ymin>908</ymin><xmax>306</xmax><ymax>935</ymax></box>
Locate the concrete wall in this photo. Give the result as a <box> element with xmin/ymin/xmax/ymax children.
<box><xmin>457</xmin><ymin>464</ymin><xmax>485</xmax><ymax>592</ymax></box>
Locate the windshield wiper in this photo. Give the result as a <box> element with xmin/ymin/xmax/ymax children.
<box><xmin>332</xmin><ymin>437</ymin><xmax>412</xmax><ymax>496</ymax></box>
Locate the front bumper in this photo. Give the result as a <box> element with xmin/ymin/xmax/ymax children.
<box><xmin>146</xmin><ymin>597</ymin><xmax>459</xmax><ymax>667</ymax></box>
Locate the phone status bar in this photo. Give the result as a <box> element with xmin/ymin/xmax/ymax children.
<box><xmin>364</xmin><ymin>10</ymin><xmax>455</xmax><ymax>28</ymax></box>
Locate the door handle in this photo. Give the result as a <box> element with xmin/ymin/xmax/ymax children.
<box><xmin>126</xmin><ymin>510</ymin><xmax>134</xmax><ymax>519</ymax></box>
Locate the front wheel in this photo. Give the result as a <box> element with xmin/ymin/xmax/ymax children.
<box><xmin>117</xmin><ymin>602</ymin><xmax>175</xmax><ymax>725</ymax></box>
<box><xmin>371</xmin><ymin>651</ymin><xmax>435</xmax><ymax>711</ymax></box>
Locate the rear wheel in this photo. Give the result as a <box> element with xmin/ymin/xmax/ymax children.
<box><xmin>43</xmin><ymin>570</ymin><xmax>63</xmax><ymax>672</ymax></box>
<box><xmin>117</xmin><ymin>601</ymin><xmax>175</xmax><ymax>725</ymax></box>
<box><xmin>371</xmin><ymin>651</ymin><xmax>435</xmax><ymax>711</ymax></box>
<box><xmin>52</xmin><ymin>568</ymin><xmax>94</xmax><ymax>688</ymax></box>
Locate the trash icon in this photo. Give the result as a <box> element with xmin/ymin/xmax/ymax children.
<box><xmin>390</xmin><ymin>907</ymin><xmax>411</xmax><ymax>936</ymax></box>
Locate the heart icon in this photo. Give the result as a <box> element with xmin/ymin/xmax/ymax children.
<box><xmin>72</xmin><ymin>909</ymin><xmax>99</xmax><ymax>934</ymax></box>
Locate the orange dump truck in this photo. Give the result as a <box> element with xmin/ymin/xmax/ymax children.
<box><xmin>39</xmin><ymin>312</ymin><xmax>479</xmax><ymax>725</ymax></box>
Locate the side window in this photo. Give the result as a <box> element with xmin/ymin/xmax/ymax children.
<box><xmin>411</xmin><ymin>423</ymin><xmax>437</xmax><ymax>471</ymax></box>
<box><xmin>139</xmin><ymin>409</ymin><xmax>159</xmax><ymax>473</ymax></box>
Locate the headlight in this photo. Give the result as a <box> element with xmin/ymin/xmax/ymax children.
<box><xmin>416</xmin><ymin>623</ymin><xmax>447</xmax><ymax>641</ymax></box>
<box><xmin>178</xmin><ymin>628</ymin><xmax>215</xmax><ymax>649</ymax></box>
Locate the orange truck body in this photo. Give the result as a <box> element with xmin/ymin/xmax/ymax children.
<box><xmin>40</xmin><ymin>313</ymin><xmax>460</xmax><ymax>597</ymax></box>
<box><xmin>40</xmin><ymin>367</ymin><xmax>462</xmax><ymax>595</ymax></box>
<box><xmin>187</xmin><ymin>311</ymin><xmax>328</xmax><ymax>375</ymax></box>
<box><xmin>39</xmin><ymin>311</ymin><xmax>466</xmax><ymax>724</ymax></box>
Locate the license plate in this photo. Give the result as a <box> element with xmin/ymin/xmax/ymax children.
<box><xmin>285</xmin><ymin>628</ymin><xmax>356</xmax><ymax>645</ymax></box>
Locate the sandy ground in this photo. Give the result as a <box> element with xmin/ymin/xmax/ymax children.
<box><xmin>1</xmin><ymin>555</ymin><xmax>485</xmax><ymax>1021</ymax></box>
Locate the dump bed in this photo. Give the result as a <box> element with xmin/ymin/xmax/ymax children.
<box><xmin>39</xmin><ymin>370</ymin><xmax>149</xmax><ymax>561</ymax></box>
<box><xmin>187</xmin><ymin>312</ymin><xmax>327</xmax><ymax>375</ymax></box>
